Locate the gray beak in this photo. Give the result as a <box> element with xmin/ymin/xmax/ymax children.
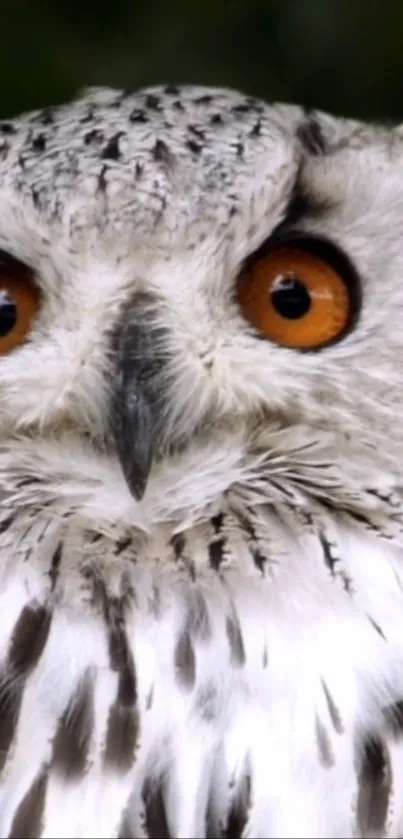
<box><xmin>111</xmin><ymin>294</ymin><xmax>168</xmax><ymax>501</ymax></box>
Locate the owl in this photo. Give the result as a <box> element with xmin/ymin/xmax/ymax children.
<box><xmin>0</xmin><ymin>82</ymin><xmax>402</xmax><ymax>839</ymax></box>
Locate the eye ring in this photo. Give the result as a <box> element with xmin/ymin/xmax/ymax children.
<box><xmin>237</xmin><ymin>233</ymin><xmax>361</xmax><ymax>352</ymax></box>
<box><xmin>0</xmin><ymin>252</ymin><xmax>40</xmax><ymax>355</ymax></box>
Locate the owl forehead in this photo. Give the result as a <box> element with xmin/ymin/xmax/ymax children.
<box><xmin>0</xmin><ymin>85</ymin><xmax>397</xmax><ymax>268</ymax></box>
<box><xmin>0</xmin><ymin>86</ymin><xmax>308</xmax><ymax>255</ymax></box>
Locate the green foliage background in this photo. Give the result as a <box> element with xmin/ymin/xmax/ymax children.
<box><xmin>1</xmin><ymin>0</ymin><xmax>403</xmax><ymax>121</ymax></box>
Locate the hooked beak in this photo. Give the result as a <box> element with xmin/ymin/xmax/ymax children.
<box><xmin>110</xmin><ymin>294</ymin><xmax>168</xmax><ymax>501</ymax></box>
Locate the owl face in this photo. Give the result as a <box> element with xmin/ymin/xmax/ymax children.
<box><xmin>0</xmin><ymin>85</ymin><xmax>402</xmax><ymax>507</ymax></box>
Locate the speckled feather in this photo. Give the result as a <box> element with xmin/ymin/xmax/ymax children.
<box><xmin>0</xmin><ymin>84</ymin><xmax>403</xmax><ymax>838</ymax></box>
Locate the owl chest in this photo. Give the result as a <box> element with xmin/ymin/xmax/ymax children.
<box><xmin>1</xmin><ymin>502</ymin><xmax>403</xmax><ymax>837</ymax></box>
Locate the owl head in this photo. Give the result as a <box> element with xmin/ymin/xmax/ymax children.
<box><xmin>0</xmin><ymin>85</ymin><xmax>401</xmax><ymax>522</ymax></box>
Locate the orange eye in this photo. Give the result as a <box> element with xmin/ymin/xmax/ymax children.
<box><xmin>237</xmin><ymin>238</ymin><xmax>359</xmax><ymax>350</ymax></box>
<box><xmin>0</xmin><ymin>256</ymin><xmax>40</xmax><ymax>355</ymax></box>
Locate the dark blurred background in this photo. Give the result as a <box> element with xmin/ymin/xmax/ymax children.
<box><xmin>1</xmin><ymin>0</ymin><xmax>403</xmax><ymax>122</ymax></box>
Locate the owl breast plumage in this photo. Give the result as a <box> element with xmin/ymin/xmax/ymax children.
<box><xmin>0</xmin><ymin>84</ymin><xmax>402</xmax><ymax>838</ymax></box>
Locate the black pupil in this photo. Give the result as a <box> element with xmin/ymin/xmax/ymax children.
<box><xmin>0</xmin><ymin>290</ymin><xmax>17</xmax><ymax>337</ymax></box>
<box><xmin>271</xmin><ymin>274</ymin><xmax>311</xmax><ymax>319</ymax></box>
